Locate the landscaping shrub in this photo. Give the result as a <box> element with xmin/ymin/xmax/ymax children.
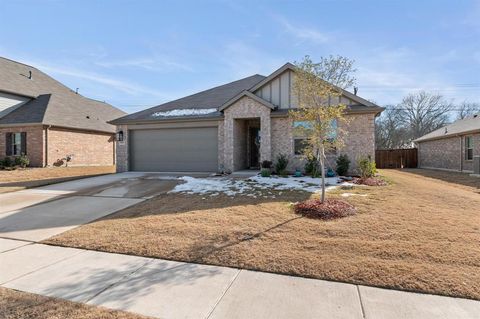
<box><xmin>336</xmin><ymin>154</ymin><xmax>350</xmax><ymax>176</ymax></box>
<box><xmin>294</xmin><ymin>198</ymin><xmax>356</xmax><ymax>220</ymax></box>
<box><xmin>357</xmin><ymin>156</ymin><xmax>376</xmax><ymax>178</ymax></box>
<box><xmin>260</xmin><ymin>169</ymin><xmax>271</xmax><ymax>177</ymax></box>
<box><xmin>275</xmin><ymin>154</ymin><xmax>289</xmax><ymax>176</ymax></box>
<box><xmin>2</xmin><ymin>156</ymin><xmax>13</xmax><ymax>168</ymax></box>
<box><xmin>14</xmin><ymin>154</ymin><xmax>29</xmax><ymax>168</ymax></box>
<box><xmin>304</xmin><ymin>155</ymin><xmax>320</xmax><ymax>177</ymax></box>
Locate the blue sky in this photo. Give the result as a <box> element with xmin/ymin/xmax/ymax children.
<box><xmin>1</xmin><ymin>0</ymin><xmax>479</xmax><ymax>113</ymax></box>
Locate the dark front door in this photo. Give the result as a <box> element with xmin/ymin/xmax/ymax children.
<box><xmin>249</xmin><ymin>127</ymin><xmax>260</xmax><ymax>168</ymax></box>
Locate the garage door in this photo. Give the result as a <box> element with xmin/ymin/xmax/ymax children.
<box><xmin>129</xmin><ymin>127</ymin><xmax>218</xmax><ymax>172</ymax></box>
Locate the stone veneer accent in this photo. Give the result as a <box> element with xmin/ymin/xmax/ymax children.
<box><xmin>223</xmin><ymin>96</ymin><xmax>271</xmax><ymax>172</ymax></box>
<box><xmin>418</xmin><ymin>133</ymin><xmax>480</xmax><ymax>172</ymax></box>
<box><xmin>116</xmin><ymin>124</ymin><xmax>129</xmax><ymax>172</ymax></box>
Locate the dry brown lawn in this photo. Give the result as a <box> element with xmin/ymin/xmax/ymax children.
<box><xmin>0</xmin><ymin>166</ymin><xmax>115</xmax><ymax>193</ymax></box>
<box><xmin>45</xmin><ymin>169</ymin><xmax>480</xmax><ymax>300</ymax></box>
<box><xmin>0</xmin><ymin>287</ymin><xmax>150</xmax><ymax>319</ymax></box>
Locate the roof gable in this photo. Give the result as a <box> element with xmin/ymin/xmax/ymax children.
<box><xmin>219</xmin><ymin>91</ymin><xmax>276</xmax><ymax>111</ymax></box>
<box><xmin>248</xmin><ymin>62</ymin><xmax>380</xmax><ymax>110</ymax></box>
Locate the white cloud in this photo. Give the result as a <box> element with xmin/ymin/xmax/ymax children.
<box><xmin>220</xmin><ymin>41</ymin><xmax>284</xmax><ymax>78</ymax></box>
<box><xmin>31</xmin><ymin>61</ymin><xmax>168</xmax><ymax>98</ymax></box>
<box><xmin>96</xmin><ymin>56</ymin><xmax>193</xmax><ymax>72</ymax></box>
<box><xmin>274</xmin><ymin>15</ymin><xmax>329</xmax><ymax>44</ymax></box>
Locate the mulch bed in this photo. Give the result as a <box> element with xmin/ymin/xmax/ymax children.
<box><xmin>353</xmin><ymin>177</ymin><xmax>388</xmax><ymax>186</ymax></box>
<box><xmin>294</xmin><ymin>198</ymin><xmax>356</xmax><ymax>220</ymax></box>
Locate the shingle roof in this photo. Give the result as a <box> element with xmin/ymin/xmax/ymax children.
<box><xmin>0</xmin><ymin>57</ymin><xmax>126</xmax><ymax>133</ymax></box>
<box><xmin>414</xmin><ymin>114</ymin><xmax>480</xmax><ymax>143</ymax></box>
<box><xmin>111</xmin><ymin>74</ymin><xmax>266</xmax><ymax>124</ymax></box>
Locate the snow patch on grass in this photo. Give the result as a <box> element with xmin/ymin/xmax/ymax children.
<box><xmin>169</xmin><ymin>175</ymin><xmax>345</xmax><ymax>197</ymax></box>
<box><xmin>341</xmin><ymin>192</ymin><xmax>368</xmax><ymax>197</ymax></box>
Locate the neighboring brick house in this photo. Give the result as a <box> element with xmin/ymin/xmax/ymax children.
<box><xmin>112</xmin><ymin>63</ymin><xmax>383</xmax><ymax>173</ymax></box>
<box><xmin>415</xmin><ymin>114</ymin><xmax>480</xmax><ymax>173</ymax></box>
<box><xmin>0</xmin><ymin>57</ymin><xmax>126</xmax><ymax>167</ymax></box>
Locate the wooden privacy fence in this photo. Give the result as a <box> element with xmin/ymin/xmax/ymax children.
<box><xmin>375</xmin><ymin>148</ymin><xmax>418</xmax><ymax>169</ymax></box>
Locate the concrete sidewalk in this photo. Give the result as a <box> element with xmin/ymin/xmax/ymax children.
<box><xmin>1</xmin><ymin>239</ymin><xmax>479</xmax><ymax>319</ymax></box>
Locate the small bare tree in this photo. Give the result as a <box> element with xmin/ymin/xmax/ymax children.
<box><xmin>375</xmin><ymin>107</ymin><xmax>410</xmax><ymax>149</ymax></box>
<box><xmin>456</xmin><ymin>101</ymin><xmax>480</xmax><ymax>120</ymax></box>
<box><xmin>290</xmin><ymin>55</ymin><xmax>356</xmax><ymax>203</ymax></box>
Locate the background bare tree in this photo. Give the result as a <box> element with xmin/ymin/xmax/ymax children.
<box><xmin>456</xmin><ymin>101</ymin><xmax>480</xmax><ymax>120</ymax></box>
<box><xmin>398</xmin><ymin>91</ymin><xmax>453</xmax><ymax>140</ymax></box>
<box><xmin>375</xmin><ymin>91</ymin><xmax>454</xmax><ymax>148</ymax></box>
<box><xmin>375</xmin><ymin>107</ymin><xmax>410</xmax><ymax>149</ymax></box>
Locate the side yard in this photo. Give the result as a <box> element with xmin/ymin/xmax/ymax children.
<box><xmin>0</xmin><ymin>166</ymin><xmax>116</xmax><ymax>193</ymax></box>
<box><xmin>45</xmin><ymin>169</ymin><xmax>480</xmax><ymax>300</ymax></box>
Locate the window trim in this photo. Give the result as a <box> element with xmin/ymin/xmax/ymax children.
<box><xmin>6</xmin><ymin>132</ymin><xmax>26</xmax><ymax>156</ymax></box>
<box><xmin>465</xmin><ymin>135</ymin><xmax>474</xmax><ymax>161</ymax></box>
<box><xmin>293</xmin><ymin>137</ymin><xmax>308</xmax><ymax>156</ymax></box>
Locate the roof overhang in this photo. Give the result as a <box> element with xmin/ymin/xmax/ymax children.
<box><xmin>0</xmin><ymin>89</ymin><xmax>37</xmax><ymax>99</ymax></box>
<box><xmin>414</xmin><ymin>128</ymin><xmax>480</xmax><ymax>143</ymax></box>
<box><xmin>219</xmin><ymin>90</ymin><xmax>276</xmax><ymax>111</ymax></box>
<box><xmin>109</xmin><ymin>114</ymin><xmax>223</xmax><ymax>126</ymax></box>
<box><xmin>270</xmin><ymin>105</ymin><xmax>384</xmax><ymax>118</ymax></box>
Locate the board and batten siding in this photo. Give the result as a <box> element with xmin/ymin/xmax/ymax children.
<box><xmin>0</xmin><ymin>92</ymin><xmax>30</xmax><ymax>118</ymax></box>
<box><xmin>254</xmin><ymin>70</ymin><xmax>357</xmax><ymax>109</ymax></box>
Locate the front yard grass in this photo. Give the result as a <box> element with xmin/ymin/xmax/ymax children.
<box><xmin>0</xmin><ymin>287</ymin><xmax>150</xmax><ymax>319</ymax></box>
<box><xmin>0</xmin><ymin>166</ymin><xmax>116</xmax><ymax>193</ymax></box>
<box><xmin>45</xmin><ymin>169</ymin><xmax>480</xmax><ymax>300</ymax></box>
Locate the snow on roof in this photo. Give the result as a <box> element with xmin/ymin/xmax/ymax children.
<box><xmin>151</xmin><ymin>108</ymin><xmax>218</xmax><ymax>117</ymax></box>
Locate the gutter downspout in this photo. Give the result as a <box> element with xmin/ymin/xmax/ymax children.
<box><xmin>45</xmin><ymin>125</ymin><xmax>51</xmax><ymax>167</ymax></box>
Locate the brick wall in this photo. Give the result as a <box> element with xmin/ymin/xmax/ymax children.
<box><xmin>418</xmin><ymin>133</ymin><xmax>480</xmax><ymax>172</ymax></box>
<box><xmin>0</xmin><ymin>126</ymin><xmax>45</xmax><ymax>167</ymax></box>
<box><xmin>341</xmin><ymin>113</ymin><xmax>376</xmax><ymax>172</ymax></box>
<box><xmin>223</xmin><ymin>96</ymin><xmax>271</xmax><ymax>172</ymax></box>
<box><xmin>47</xmin><ymin>127</ymin><xmax>115</xmax><ymax>166</ymax></box>
<box><xmin>271</xmin><ymin>113</ymin><xmax>377</xmax><ymax>173</ymax></box>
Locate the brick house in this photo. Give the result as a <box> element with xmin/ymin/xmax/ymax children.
<box><xmin>0</xmin><ymin>57</ymin><xmax>126</xmax><ymax>167</ymax></box>
<box><xmin>415</xmin><ymin>114</ymin><xmax>480</xmax><ymax>173</ymax></box>
<box><xmin>112</xmin><ymin>63</ymin><xmax>384</xmax><ymax>173</ymax></box>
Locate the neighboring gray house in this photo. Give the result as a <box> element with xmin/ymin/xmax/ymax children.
<box><xmin>111</xmin><ymin>63</ymin><xmax>384</xmax><ymax>173</ymax></box>
<box><xmin>415</xmin><ymin>114</ymin><xmax>480</xmax><ymax>173</ymax></box>
<box><xmin>0</xmin><ymin>57</ymin><xmax>126</xmax><ymax>167</ymax></box>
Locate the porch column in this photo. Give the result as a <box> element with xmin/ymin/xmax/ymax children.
<box><xmin>224</xmin><ymin>116</ymin><xmax>234</xmax><ymax>173</ymax></box>
<box><xmin>260</xmin><ymin>114</ymin><xmax>271</xmax><ymax>163</ymax></box>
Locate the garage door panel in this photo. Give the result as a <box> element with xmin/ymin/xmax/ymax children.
<box><xmin>129</xmin><ymin>127</ymin><xmax>218</xmax><ymax>172</ymax></box>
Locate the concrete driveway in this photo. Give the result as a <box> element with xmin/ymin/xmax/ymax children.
<box><xmin>0</xmin><ymin>172</ymin><xmax>179</xmax><ymax>242</ymax></box>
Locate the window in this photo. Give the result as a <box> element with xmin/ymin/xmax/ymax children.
<box><xmin>465</xmin><ymin>136</ymin><xmax>473</xmax><ymax>161</ymax></box>
<box><xmin>6</xmin><ymin>132</ymin><xmax>26</xmax><ymax>156</ymax></box>
<box><xmin>294</xmin><ymin>138</ymin><xmax>308</xmax><ymax>155</ymax></box>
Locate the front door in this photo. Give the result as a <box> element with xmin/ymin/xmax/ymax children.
<box><xmin>249</xmin><ymin>127</ymin><xmax>260</xmax><ymax>169</ymax></box>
